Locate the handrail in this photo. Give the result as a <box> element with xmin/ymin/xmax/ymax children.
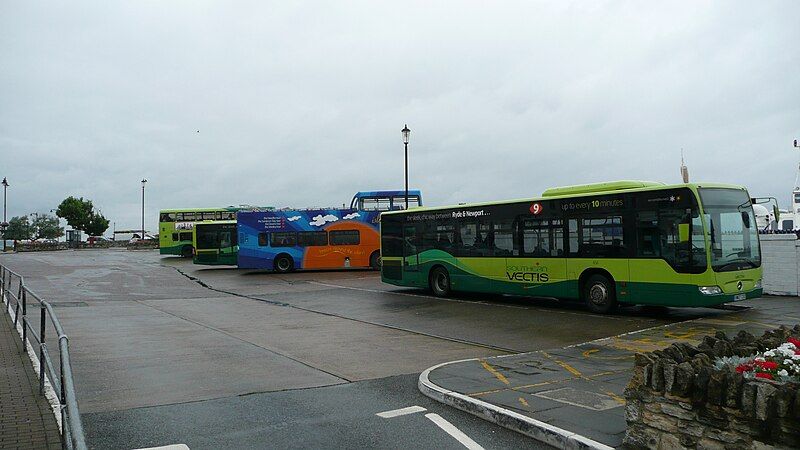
<box><xmin>0</xmin><ymin>263</ymin><xmax>88</xmax><ymax>450</ymax></box>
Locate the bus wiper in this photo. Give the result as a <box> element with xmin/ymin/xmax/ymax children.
<box><xmin>716</xmin><ymin>258</ymin><xmax>756</xmax><ymax>270</ymax></box>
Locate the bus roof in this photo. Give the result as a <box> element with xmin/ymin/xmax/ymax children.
<box><xmin>352</xmin><ymin>190</ymin><xmax>422</xmax><ymax>199</ymax></box>
<box><xmin>194</xmin><ymin>220</ymin><xmax>237</xmax><ymax>225</ymax></box>
<box><xmin>381</xmin><ymin>181</ymin><xmax>748</xmax><ymax>216</ymax></box>
<box><xmin>159</xmin><ymin>206</ymin><xmax>272</xmax><ymax>213</ymax></box>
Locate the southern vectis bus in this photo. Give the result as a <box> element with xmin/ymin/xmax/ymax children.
<box><xmin>193</xmin><ymin>221</ymin><xmax>238</xmax><ymax>265</ymax></box>
<box><xmin>236</xmin><ymin>191</ymin><xmax>422</xmax><ymax>272</ymax></box>
<box><xmin>380</xmin><ymin>181</ymin><xmax>762</xmax><ymax>313</ymax></box>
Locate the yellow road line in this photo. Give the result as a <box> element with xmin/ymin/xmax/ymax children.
<box><xmin>479</xmin><ymin>360</ymin><xmax>510</xmax><ymax>385</ymax></box>
<box><xmin>603</xmin><ymin>390</ymin><xmax>626</xmax><ymax>405</ymax></box>
<box><xmin>518</xmin><ymin>397</ymin><xmax>530</xmax><ymax>408</ymax></box>
<box><xmin>542</xmin><ymin>352</ymin><xmax>582</xmax><ymax>377</ymax></box>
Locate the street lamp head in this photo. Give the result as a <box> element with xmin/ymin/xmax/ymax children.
<box><xmin>141</xmin><ymin>178</ymin><xmax>147</xmax><ymax>186</ymax></box>
<box><xmin>1</xmin><ymin>177</ymin><xmax>8</xmax><ymax>187</ymax></box>
<box><xmin>401</xmin><ymin>124</ymin><xmax>410</xmax><ymax>145</ymax></box>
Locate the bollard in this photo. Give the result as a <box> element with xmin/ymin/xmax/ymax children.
<box><xmin>21</xmin><ymin>289</ymin><xmax>27</xmax><ymax>344</ymax></box>
<box><xmin>39</xmin><ymin>304</ymin><xmax>46</xmax><ymax>393</ymax></box>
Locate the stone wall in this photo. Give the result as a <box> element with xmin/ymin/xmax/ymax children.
<box><xmin>14</xmin><ymin>242</ymin><xmax>69</xmax><ymax>252</ymax></box>
<box><xmin>624</xmin><ymin>326</ymin><xmax>800</xmax><ymax>449</ymax></box>
<box><xmin>760</xmin><ymin>233</ymin><xmax>800</xmax><ymax>296</ymax></box>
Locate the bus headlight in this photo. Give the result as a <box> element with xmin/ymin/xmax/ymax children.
<box><xmin>754</xmin><ymin>279</ymin><xmax>762</xmax><ymax>289</ymax></box>
<box><xmin>698</xmin><ymin>286</ymin><xmax>723</xmax><ymax>295</ymax></box>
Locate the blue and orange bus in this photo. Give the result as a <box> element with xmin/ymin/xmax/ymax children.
<box><xmin>197</xmin><ymin>191</ymin><xmax>423</xmax><ymax>270</ymax></box>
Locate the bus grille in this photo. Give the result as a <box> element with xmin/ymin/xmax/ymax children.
<box><xmin>196</xmin><ymin>253</ymin><xmax>217</xmax><ymax>263</ymax></box>
<box><xmin>382</xmin><ymin>260</ymin><xmax>402</xmax><ymax>280</ymax></box>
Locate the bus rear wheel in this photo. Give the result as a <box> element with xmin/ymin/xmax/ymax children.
<box><xmin>274</xmin><ymin>254</ymin><xmax>294</xmax><ymax>273</ymax></box>
<box><xmin>369</xmin><ymin>251</ymin><xmax>381</xmax><ymax>271</ymax></box>
<box><xmin>429</xmin><ymin>267</ymin><xmax>451</xmax><ymax>297</ymax></box>
<box><xmin>181</xmin><ymin>246</ymin><xmax>193</xmax><ymax>258</ymax></box>
<box><xmin>584</xmin><ymin>274</ymin><xmax>617</xmax><ymax>314</ymax></box>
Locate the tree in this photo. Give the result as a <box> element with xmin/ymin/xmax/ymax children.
<box><xmin>55</xmin><ymin>196</ymin><xmax>94</xmax><ymax>231</ymax></box>
<box><xmin>4</xmin><ymin>216</ymin><xmax>33</xmax><ymax>241</ymax></box>
<box><xmin>55</xmin><ymin>196</ymin><xmax>109</xmax><ymax>236</ymax></box>
<box><xmin>84</xmin><ymin>212</ymin><xmax>110</xmax><ymax>237</ymax></box>
<box><xmin>31</xmin><ymin>213</ymin><xmax>64</xmax><ymax>241</ymax></box>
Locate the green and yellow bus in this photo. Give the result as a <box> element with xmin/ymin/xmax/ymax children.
<box><xmin>380</xmin><ymin>181</ymin><xmax>762</xmax><ymax>313</ymax></box>
<box><xmin>192</xmin><ymin>221</ymin><xmax>238</xmax><ymax>265</ymax></box>
<box><xmin>159</xmin><ymin>208</ymin><xmax>238</xmax><ymax>257</ymax></box>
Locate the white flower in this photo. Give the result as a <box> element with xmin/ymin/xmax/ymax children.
<box><xmin>764</xmin><ymin>351</ymin><xmax>776</xmax><ymax>357</ymax></box>
<box><xmin>778</xmin><ymin>369</ymin><xmax>789</xmax><ymax>377</ymax></box>
<box><xmin>755</xmin><ymin>356</ymin><xmax>766</xmax><ymax>362</ymax></box>
<box><xmin>785</xmin><ymin>359</ymin><xmax>794</xmax><ymax>365</ymax></box>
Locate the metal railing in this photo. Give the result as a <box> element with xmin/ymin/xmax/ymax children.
<box><xmin>0</xmin><ymin>264</ymin><xmax>87</xmax><ymax>450</ymax></box>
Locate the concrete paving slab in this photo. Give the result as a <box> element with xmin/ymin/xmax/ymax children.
<box><xmin>138</xmin><ymin>295</ymin><xmax>507</xmax><ymax>381</ymax></box>
<box><xmin>246</xmin><ymin>287</ymin><xmax>686</xmax><ymax>353</ymax></box>
<box><xmin>49</xmin><ymin>299</ymin><xmax>346</xmax><ymax>413</ymax></box>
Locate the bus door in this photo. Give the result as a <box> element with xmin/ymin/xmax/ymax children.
<box><xmin>402</xmin><ymin>224</ymin><xmax>420</xmax><ymax>276</ymax></box>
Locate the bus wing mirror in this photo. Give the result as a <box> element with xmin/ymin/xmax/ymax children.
<box><xmin>678</xmin><ymin>223</ymin><xmax>690</xmax><ymax>242</ymax></box>
<box><xmin>774</xmin><ymin>205</ymin><xmax>780</xmax><ymax>222</ymax></box>
<box><xmin>741</xmin><ymin>211</ymin><xmax>750</xmax><ymax>228</ymax></box>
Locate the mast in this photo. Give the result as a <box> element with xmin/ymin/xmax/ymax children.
<box><xmin>680</xmin><ymin>149</ymin><xmax>689</xmax><ymax>183</ymax></box>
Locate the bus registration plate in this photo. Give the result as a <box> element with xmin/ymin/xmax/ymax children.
<box><xmin>734</xmin><ymin>294</ymin><xmax>746</xmax><ymax>301</ymax></box>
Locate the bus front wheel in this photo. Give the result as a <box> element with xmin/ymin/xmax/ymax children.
<box><xmin>369</xmin><ymin>251</ymin><xmax>381</xmax><ymax>271</ymax></box>
<box><xmin>274</xmin><ymin>254</ymin><xmax>294</xmax><ymax>273</ymax></box>
<box><xmin>181</xmin><ymin>246</ymin><xmax>193</xmax><ymax>258</ymax></box>
<box><xmin>584</xmin><ymin>274</ymin><xmax>617</xmax><ymax>314</ymax></box>
<box><xmin>429</xmin><ymin>267</ymin><xmax>451</xmax><ymax>297</ymax></box>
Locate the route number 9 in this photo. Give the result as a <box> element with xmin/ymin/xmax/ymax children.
<box><xmin>530</xmin><ymin>203</ymin><xmax>543</xmax><ymax>215</ymax></box>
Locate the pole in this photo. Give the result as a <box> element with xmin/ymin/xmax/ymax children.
<box><xmin>2</xmin><ymin>179</ymin><xmax>7</xmax><ymax>252</ymax></box>
<box><xmin>141</xmin><ymin>183</ymin><xmax>145</xmax><ymax>240</ymax></box>
<box><xmin>404</xmin><ymin>142</ymin><xmax>409</xmax><ymax>209</ymax></box>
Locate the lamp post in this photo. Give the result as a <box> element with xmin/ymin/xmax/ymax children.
<box><xmin>401</xmin><ymin>124</ymin><xmax>411</xmax><ymax>209</ymax></box>
<box><xmin>141</xmin><ymin>179</ymin><xmax>147</xmax><ymax>240</ymax></box>
<box><xmin>2</xmin><ymin>177</ymin><xmax>8</xmax><ymax>252</ymax></box>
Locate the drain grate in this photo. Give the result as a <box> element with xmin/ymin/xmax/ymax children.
<box><xmin>533</xmin><ymin>387</ymin><xmax>622</xmax><ymax>411</ymax></box>
<box><xmin>52</xmin><ymin>302</ymin><xmax>89</xmax><ymax>307</ymax></box>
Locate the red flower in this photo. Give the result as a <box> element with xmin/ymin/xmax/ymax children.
<box><xmin>754</xmin><ymin>360</ymin><xmax>778</xmax><ymax>370</ymax></box>
<box><xmin>755</xmin><ymin>372</ymin><xmax>773</xmax><ymax>380</ymax></box>
<box><xmin>736</xmin><ymin>363</ymin><xmax>753</xmax><ymax>373</ymax></box>
<box><xmin>788</xmin><ymin>337</ymin><xmax>800</xmax><ymax>347</ymax></box>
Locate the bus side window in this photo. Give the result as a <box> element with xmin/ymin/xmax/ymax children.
<box><xmin>179</xmin><ymin>232</ymin><xmax>192</xmax><ymax>242</ymax></box>
<box><xmin>271</xmin><ymin>232</ymin><xmax>297</xmax><ymax>247</ymax></box>
<box><xmin>493</xmin><ymin>220</ymin><xmax>515</xmax><ymax>256</ymax></box>
<box><xmin>258</xmin><ymin>233</ymin><xmax>268</xmax><ymax>246</ymax></box>
<box><xmin>579</xmin><ymin>217</ymin><xmax>624</xmax><ymax>257</ymax></box>
<box><xmin>567</xmin><ymin>219</ymin><xmax>579</xmax><ymax>256</ymax></box>
<box><xmin>330</xmin><ymin>230</ymin><xmax>360</xmax><ymax>245</ymax></box>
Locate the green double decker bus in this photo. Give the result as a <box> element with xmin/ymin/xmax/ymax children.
<box><xmin>193</xmin><ymin>221</ymin><xmax>238</xmax><ymax>265</ymax></box>
<box><xmin>380</xmin><ymin>181</ymin><xmax>762</xmax><ymax>313</ymax></box>
<box><xmin>159</xmin><ymin>208</ymin><xmax>238</xmax><ymax>257</ymax></box>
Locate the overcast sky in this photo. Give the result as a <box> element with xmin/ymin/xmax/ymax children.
<box><xmin>2</xmin><ymin>1</ymin><xmax>799</xmax><ymax>233</ymax></box>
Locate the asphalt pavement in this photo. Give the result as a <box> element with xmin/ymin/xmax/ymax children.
<box><xmin>0</xmin><ymin>249</ymin><xmax>750</xmax><ymax>449</ymax></box>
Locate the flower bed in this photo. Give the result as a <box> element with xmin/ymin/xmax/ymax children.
<box><xmin>624</xmin><ymin>325</ymin><xmax>800</xmax><ymax>449</ymax></box>
<box><xmin>719</xmin><ymin>337</ymin><xmax>800</xmax><ymax>383</ymax></box>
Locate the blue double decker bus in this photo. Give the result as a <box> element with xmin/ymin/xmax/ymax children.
<box><xmin>196</xmin><ymin>190</ymin><xmax>422</xmax><ymax>270</ymax></box>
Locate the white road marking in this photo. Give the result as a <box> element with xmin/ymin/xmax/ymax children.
<box><xmin>134</xmin><ymin>445</ymin><xmax>190</xmax><ymax>450</ymax></box>
<box><xmin>376</xmin><ymin>405</ymin><xmax>427</xmax><ymax>418</ymax></box>
<box><xmin>425</xmin><ymin>413</ymin><xmax>485</xmax><ymax>450</ymax></box>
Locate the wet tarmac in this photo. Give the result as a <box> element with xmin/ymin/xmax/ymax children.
<box><xmin>0</xmin><ymin>249</ymin><xmax>760</xmax><ymax>449</ymax></box>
